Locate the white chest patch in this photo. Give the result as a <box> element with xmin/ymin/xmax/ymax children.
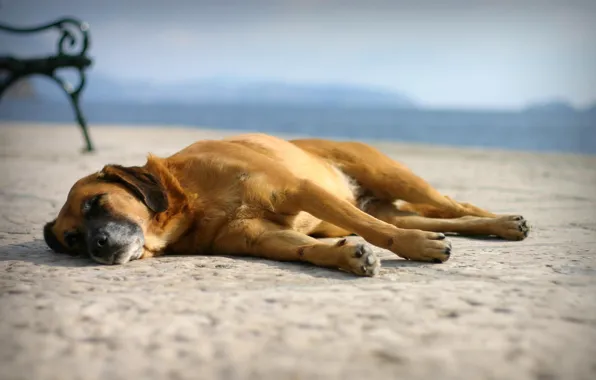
<box><xmin>331</xmin><ymin>165</ymin><xmax>363</xmax><ymax>202</ymax></box>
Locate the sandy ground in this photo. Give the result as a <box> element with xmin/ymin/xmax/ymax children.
<box><xmin>1</xmin><ymin>123</ymin><xmax>595</xmax><ymax>380</ymax></box>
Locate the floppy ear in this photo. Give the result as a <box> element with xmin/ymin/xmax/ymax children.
<box><xmin>99</xmin><ymin>165</ymin><xmax>168</xmax><ymax>213</ymax></box>
<box><xmin>43</xmin><ymin>220</ymin><xmax>70</xmax><ymax>254</ymax></box>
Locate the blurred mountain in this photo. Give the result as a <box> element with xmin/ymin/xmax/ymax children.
<box><xmin>4</xmin><ymin>78</ymin><xmax>37</xmax><ymax>99</ymax></box>
<box><xmin>28</xmin><ymin>74</ymin><xmax>416</xmax><ymax>107</ymax></box>
<box><xmin>524</xmin><ymin>98</ymin><xmax>576</xmax><ymax>113</ymax></box>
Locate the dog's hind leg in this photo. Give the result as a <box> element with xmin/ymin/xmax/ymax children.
<box><xmin>394</xmin><ymin>199</ymin><xmax>500</xmax><ymax>219</ymax></box>
<box><xmin>363</xmin><ymin>200</ymin><xmax>529</xmax><ymax>240</ymax></box>
<box><xmin>213</xmin><ymin>219</ymin><xmax>380</xmax><ymax>276</ymax></box>
<box><xmin>293</xmin><ymin>139</ymin><xmax>499</xmax><ymax>219</ymax></box>
<box><xmin>277</xmin><ymin>179</ymin><xmax>453</xmax><ymax>263</ymax></box>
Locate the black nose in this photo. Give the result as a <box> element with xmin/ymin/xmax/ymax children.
<box><xmin>90</xmin><ymin>233</ymin><xmax>114</xmax><ymax>257</ymax></box>
<box><xmin>94</xmin><ymin>234</ymin><xmax>108</xmax><ymax>248</ymax></box>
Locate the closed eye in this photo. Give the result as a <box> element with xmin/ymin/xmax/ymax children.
<box><xmin>82</xmin><ymin>193</ymin><xmax>106</xmax><ymax>218</ymax></box>
<box><xmin>64</xmin><ymin>230</ymin><xmax>82</xmax><ymax>248</ymax></box>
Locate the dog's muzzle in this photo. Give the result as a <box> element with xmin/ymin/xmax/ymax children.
<box><xmin>86</xmin><ymin>219</ymin><xmax>144</xmax><ymax>265</ymax></box>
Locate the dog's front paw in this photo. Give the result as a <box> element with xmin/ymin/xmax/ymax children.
<box><xmin>389</xmin><ymin>230</ymin><xmax>452</xmax><ymax>263</ymax></box>
<box><xmin>492</xmin><ymin>215</ymin><xmax>530</xmax><ymax>240</ymax></box>
<box><xmin>343</xmin><ymin>243</ymin><xmax>380</xmax><ymax>277</ymax></box>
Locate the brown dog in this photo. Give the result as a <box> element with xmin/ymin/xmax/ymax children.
<box><xmin>44</xmin><ymin>133</ymin><xmax>529</xmax><ymax>276</ymax></box>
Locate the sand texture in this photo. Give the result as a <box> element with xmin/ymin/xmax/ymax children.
<box><xmin>1</xmin><ymin>124</ymin><xmax>595</xmax><ymax>380</ymax></box>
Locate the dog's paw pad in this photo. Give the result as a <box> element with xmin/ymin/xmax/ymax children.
<box><xmin>494</xmin><ymin>215</ymin><xmax>530</xmax><ymax>240</ymax></box>
<box><xmin>347</xmin><ymin>244</ymin><xmax>380</xmax><ymax>277</ymax></box>
<box><xmin>390</xmin><ymin>230</ymin><xmax>452</xmax><ymax>263</ymax></box>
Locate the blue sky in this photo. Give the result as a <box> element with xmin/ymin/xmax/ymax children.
<box><xmin>1</xmin><ymin>0</ymin><xmax>595</xmax><ymax>109</ymax></box>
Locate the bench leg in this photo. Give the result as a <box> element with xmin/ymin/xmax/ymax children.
<box><xmin>0</xmin><ymin>70</ymin><xmax>94</xmax><ymax>152</ymax></box>
<box><xmin>68</xmin><ymin>92</ymin><xmax>94</xmax><ymax>152</ymax></box>
<box><xmin>49</xmin><ymin>69</ymin><xmax>94</xmax><ymax>152</ymax></box>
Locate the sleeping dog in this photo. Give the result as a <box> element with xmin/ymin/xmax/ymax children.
<box><xmin>44</xmin><ymin>134</ymin><xmax>529</xmax><ymax>276</ymax></box>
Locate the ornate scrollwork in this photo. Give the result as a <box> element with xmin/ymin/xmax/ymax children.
<box><xmin>0</xmin><ymin>17</ymin><xmax>90</xmax><ymax>57</ymax></box>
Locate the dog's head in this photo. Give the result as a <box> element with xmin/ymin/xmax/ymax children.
<box><xmin>44</xmin><ymin>164</ymin><xmax>169</xmax><ymax>265</ymax></box>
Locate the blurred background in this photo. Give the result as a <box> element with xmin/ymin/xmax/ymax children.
<box><xmin>1</xmin><ymin>0</ymin><xmax>595</xmax><ymax>153</ymax></box>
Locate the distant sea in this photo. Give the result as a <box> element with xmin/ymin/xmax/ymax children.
<box><xmin>1</xmin><ymin>100</ymin><xmax>595</xmax><ymax>154</ymax></box>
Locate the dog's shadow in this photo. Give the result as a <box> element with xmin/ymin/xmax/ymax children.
<box><xmin>0</xmin><ymin>240</ymin><xmax>420</xmax><ymax>280</ymax></box>
<box><xmin>446</xmin><ymin>234</ymin><xmax>504</xmax><ymax>241</ymax></box>
<box><xmin>0</xmin><ymin>235</ymin><xmax>495</xmax><ymax>277</ymax></box>
<box><xmin>0</xmin><ymin>239</ymin><xmax>102</xmax><ymax>268</ymax></box>
<box><xmin>225</xmin><ymin>251</ymin><xmax>442</xmax><ymax>278</ymax></box>
<box><xmin>0</xmin><ymin>240</ymin><xmax>375</xmax><ymax>280</ymax></box>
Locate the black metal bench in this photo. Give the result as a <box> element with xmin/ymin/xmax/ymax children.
<box><xmin>0</xmin><ymin>17</ymin><xmax>95</xmax><ymax>151</ymax></box>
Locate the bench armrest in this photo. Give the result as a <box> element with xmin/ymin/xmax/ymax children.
<box><xmin>0</xmin><ymin>17</ymin><xmax>90</xmax><ymax>57</ymax></box>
